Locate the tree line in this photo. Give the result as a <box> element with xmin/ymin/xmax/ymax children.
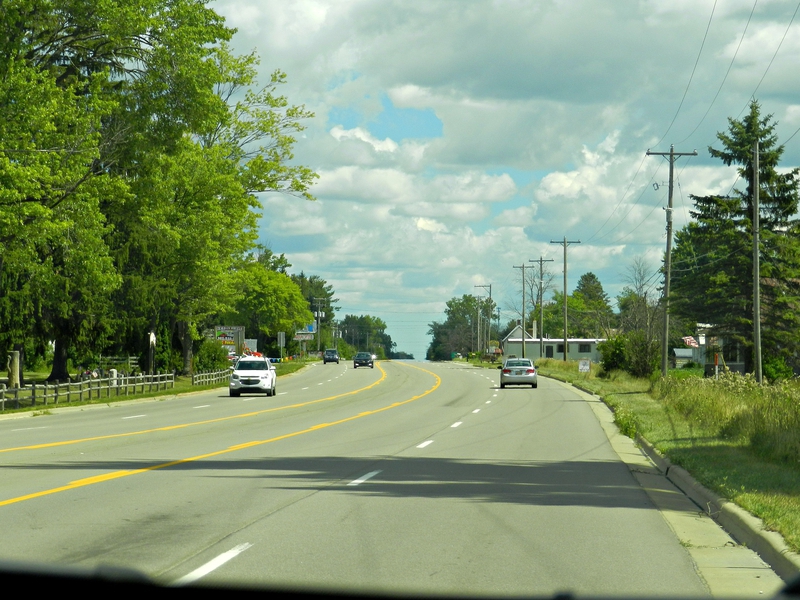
<box><xmin>0</xmin><ymin>1</ymin><xmax>396</xmax><ymax>379</ymax></box>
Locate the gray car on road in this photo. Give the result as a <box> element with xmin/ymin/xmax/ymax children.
<box><xmin>499</xmin><ymin>357</ymin><xmax>538</xmax><ymax>388</ymax></box>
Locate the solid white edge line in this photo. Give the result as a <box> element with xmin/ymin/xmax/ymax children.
<box><xmin>417</xmin><ymin>440</ymin><xmax>434</xmax><ymax>448</ymax></box>
<box><xmin>172</xmin><ymin>543</ymin><xmax>253</xmax><ymax>586</ymax></box>
<box><xmin>451</xmin><ymin>422</ymin><xmax>462</xmax><ymax>428</ymax></box>
<box><xmin>347</xmin><ymin>470</ymin><xmax>382</xmax><ymax>486</ymax></box>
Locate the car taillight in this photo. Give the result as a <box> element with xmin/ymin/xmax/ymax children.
<box><xmin>527</xmin><ymin>369</ymin><xmax>535</xmax><ymax>374</ymax></box>
<box><xmin>502</xmin><ymin>369</ymin><xmax>510</xmax><ymax>374</ymax></box>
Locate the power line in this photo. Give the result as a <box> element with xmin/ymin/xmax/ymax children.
<box><xmin>590</xmin><ymin>160</ymin><xmax>666</xmax><ymax>244</ymax></box>
<box><xmin>736</xmin><ymin>1</ymin><xmax>800</xmax><ymax>120</ymax></box>
<box><xmin>654</xmin><ymin>0</ymin><xmax>719</xmax><ymax>147</ymax></box>
<box><xmin>676</xmin><ymin>0</ymin><xmax>758</xmax><ymax>145</ymax></box>
<box><xmin>584</xmin><ymin>155</ymin><xmax>650</xmax><ymax>243</ymax></box>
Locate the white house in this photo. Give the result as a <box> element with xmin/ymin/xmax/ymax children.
<box><xmin>502</xmin><ymin>325</ymin><xmax>605</xmax><ymax>362</ymax></box>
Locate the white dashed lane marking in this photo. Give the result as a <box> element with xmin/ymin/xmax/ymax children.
<box><xmin>347</xmin><ymin>470</ymin><xmax>382</xmax><ymax>486</ymax></box>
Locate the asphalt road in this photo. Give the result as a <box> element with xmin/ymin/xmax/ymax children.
<box><xmin>0</xmin><ymin>361</ymin><xmax>751</xmax><ymax>596</ymax></box>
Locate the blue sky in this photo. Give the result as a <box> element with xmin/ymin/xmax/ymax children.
<box><xmin>218</xmin><ymin>0</ymin><xmax>800</xmax><ymax>361</ymax></box>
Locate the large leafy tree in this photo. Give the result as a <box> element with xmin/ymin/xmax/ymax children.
<box><xmin>671</xmin><ymin>101</ymin><xmax>800</xmax><ymax>371</ymax></box>
<box><xmin>224</xmin><ymin>261</ymin><xmax>314</xmax><ymax>355</ymax></box>
<box><xmin>427</xmin><ymin>294</ymin><xmax>494</xmax><ymax>360</ymax></box>
<box><xmin>0</xmin><ymin>0</ymin><xmax>317</xmax><ymax>378</ymax></box>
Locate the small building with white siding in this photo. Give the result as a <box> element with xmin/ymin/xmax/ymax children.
<box><xmin>502</xmin><ymin>325</ymin><xmax>605</xmax><ymax>362</ymax></box>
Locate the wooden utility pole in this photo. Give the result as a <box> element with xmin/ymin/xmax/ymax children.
<box><xmin>512</xmin><ymin>265</ymin><xmax>528</xmax><ymax>358</ymax></box>
<box><xmin>531</xmin><ymin>257</ymin><xmax>554</xmax><ymax>359</ymax></box>
<box><xmin>646</xmin><ymin>145</ymin><xmax>697</xmax><ymax>377</ymax></box>
<box><xmin>550</xmin><ymin>238</ymin><xmax>580</xmax><ymax>361</ymax></box>
<box><xmin>475</xmin><ymin>284</ymin><xmax>492</xmax><ymax>355</ymax></box>
<box><xmin>753</xmin><ymin>139</ymin><xmax>763</xmax><ymax>383</ymax></box>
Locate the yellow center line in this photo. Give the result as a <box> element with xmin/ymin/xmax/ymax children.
<box><xmin>0</xmin><ymin>362</ymin><xmax>442</xmax><ymax>508</ymax></box>
<box><xmin>0</xmin><ymin>365</ymin><xmax>389</xmax><ymax>454</ymax></box>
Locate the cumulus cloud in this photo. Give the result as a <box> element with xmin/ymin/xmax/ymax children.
<box><xmin>218</xmin><ymin>0</ymin><xmax>800</xmax><ymax>359</ymax></box>
<box><xmin>330</xmin><ymin>126</ymin><xmax>398</xmax><ymax>152</ymax></box>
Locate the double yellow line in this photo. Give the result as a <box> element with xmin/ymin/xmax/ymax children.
<box><xmin>0</xmin><ymin>362</ymin><xmax>441</xmax><ymax>507</ymax></box>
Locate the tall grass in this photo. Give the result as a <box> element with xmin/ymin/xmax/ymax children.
<box><xmin>654</xmin><ymin>372</ymin><xmax>800</xmax><ymax>463</ymax></box>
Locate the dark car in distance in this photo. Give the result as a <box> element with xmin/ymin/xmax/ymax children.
<box><xmin>353</xmin><ymin>352</ymin><xmax>374</xmax><ymax>369</ymax></box>
<box><xmin>323</xmin><ymin>349</ymin><xmax>340</xmax><ymax>364</ymax></box>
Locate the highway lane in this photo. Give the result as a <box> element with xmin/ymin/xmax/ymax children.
<box><xmin>0</xmin><ymin>361</ymin><xmax>712</xmax><ymax>596</ymax></box>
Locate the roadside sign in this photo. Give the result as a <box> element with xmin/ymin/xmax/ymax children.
<box><xmin>578</xmin><ymin>359</ymin><xmax>591</xmax><ymax>373</ymax></box>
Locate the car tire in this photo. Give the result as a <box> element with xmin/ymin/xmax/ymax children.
<box><xmin>533</xmin><ymin>383</ymin><xmax>538</xmax><ymax>388</ymax></box>
<box><xmin>500</xmin><ymin>383</ymin><xmax>505</xmax><ymax>389</ymax></box>
<box><xmin>230</xmin><ymin>390</ymin><xmax>240</xmax><ymax>397</ymax></box>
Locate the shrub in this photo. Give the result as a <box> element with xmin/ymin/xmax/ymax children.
<box><xmin>625</xmin><ymin>331</ymin><xmax>659</xmax><ymax>378</ymax></box>
<box><xmin>598</xmin><ymin>336</ymin><xmax>627</xmax><ymax>373</ymax></box>
<box><xmin>194</xmin><ymin>339</ymin><xmax>230</xmax><ymax>372</ymax></box>
<box><xmin>763</xmin><ymin>355</ymin><xmax>794</xmax><ymax>383</ymax></box>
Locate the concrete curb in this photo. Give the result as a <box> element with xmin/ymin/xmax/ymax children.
<box><xmin>636</xmin><ymin>436</ymin><xmax>800</xmax><ymax>582</ymax></box>
<box><xmin>539</xmin><ymin>372</ymin><xmax>800</xmax><ymax>582</ymax></box>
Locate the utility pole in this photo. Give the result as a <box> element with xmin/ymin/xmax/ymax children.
<box><xmin>646</xmin><ymin>145</ymin><xmax>697</xmax><ymax>376</ymax></box>
<box><xmin>476</xmin><ymin>284</ymin><xmax>492</xmax><ymax>354</ymax></box>
<box><xmin>474</xmin><ymin>295</ymin><xmax>484</xmax><ymax>357</ymax></box>
<box><xmin>512</xmin><ymin>264</ymin><xmax>529</xmax><ymax>358</ymax></box>
<box><xmin>313</xmin><ymin>297</ymin><xmax>325</xmax><ymax>352</ymax></box>
<box><xmin>531</xmin><ymin>257</ymin><xmax>554</xmax><ymax>360</ymax></box>
<box><xmin>753</xmin><ymin>139</ymin><xmax>763</xmax><ymax>383</ymax></box>
<box><xmin>550</xmin><ymin>238</ymin><xmax>580</xmax><ymax>361</ymax></box>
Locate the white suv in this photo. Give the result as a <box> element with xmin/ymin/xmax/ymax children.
<box><xmin>229</xmin><ymin>357</ymin><xmax>276</xmax><ymax>396</ymax></box>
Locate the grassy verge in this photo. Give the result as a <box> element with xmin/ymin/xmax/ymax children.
<box><xmin>534</xmin><ymin>358</ymin><xmax>800</xmax><ymax>554</ymax></box>
<box><xmin>1</xmin><ymin>361</ymin><xmax>311</xmax><ymax>415</ymax></box>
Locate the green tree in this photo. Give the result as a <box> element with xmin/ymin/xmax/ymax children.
<box><xmin>426</xmin><ymin>294</ymin><xmax>494</xmax><ymax>359</ymax></box>
<box><xmin>671</xmin><ymin>101</ymin><xmax>800</xmax><ymax>372</ymax></box>
<box><xmin>572</xmin><ymin>272</ymin><xmax>614</xmax><ymax>337</ymax></box>
<box><xmin>224</xmin><ymin>262</ymin><xmax>314</xmax><ymax>354</ymax></box>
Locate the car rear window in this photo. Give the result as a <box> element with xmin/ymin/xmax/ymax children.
<box><xmin>506</xmin><ymin>360</ymin><xmax>532</xmax><ymax>368</ymax></box>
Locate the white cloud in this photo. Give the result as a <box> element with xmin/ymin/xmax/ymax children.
<box><xmin>415</xmin><ymin>217</ymin><xmax>447</xmax><ymax>233</ymax></box>
<box><xmin>330</xmin><ymin>126</ymin><xmax>398</xmax><ymax>153</ymax></box>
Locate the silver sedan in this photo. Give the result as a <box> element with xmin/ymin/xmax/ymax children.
<box><xmin>499</xmin><ymin>358</ymin><xmax>538</xmax><ymax>389</ymax></box>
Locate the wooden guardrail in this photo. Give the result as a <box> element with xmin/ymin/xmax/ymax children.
<box><xmin>0</xmin><ymin>372</ymin><xmax>174</xmax><ymax>412</ymax></box>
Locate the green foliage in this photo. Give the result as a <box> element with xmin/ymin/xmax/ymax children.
<box><xmin>626</xmin><ymin>331</ymin><xmax>660</xmax><ymax>378</ymax></box>
<box><xmin>194</xmin><ymin>339</ymin><xmax>230</xmax><ymax>372</ymax></box>
<box><xmin>341</xmin><ymin>314</ymin><xmax>394</xmax><ymax>358</ymax></box>
<box><xmin>427</xmin><ymin>294</ymin><xmax>495</xmax><ymax>359</ymax></box>
<box><xmin>672</xmin><ymin>101</ymin><xmax>800</xmax><ymax>372</ymax></box>
<box><xmin>763</xmin><ymin>355</ymin><xmax>793</xmax><ymax>383</ymax></box>
<box><xmin>0</xmin><ymin>0</ymin><xmax>318</xmax><ymax>377</ymax></box>
<box><xmin>598</xmin><ymin>336</ymin><xmax>628</xmax><ymax>373</ymax></box>
<box><xmin>654</xmin><ymin>371</ymin><xmax>800</xmax><ymax>463</ymax></box>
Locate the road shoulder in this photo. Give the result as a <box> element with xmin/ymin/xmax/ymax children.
<box><xmin>546</xmin><ymin>376</ymin><xmax>786</xmax><ymax>598</ymax></box>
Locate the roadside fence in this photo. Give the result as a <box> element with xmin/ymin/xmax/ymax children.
<box><xmin>0</xmin><ymin>372</ymin><xmax>174</xmax><ymax>412</ymax></box>
<box><xmin>191</xmin><ymin>369</ymin><xmax>231</xmax><ymax>386</ymax></box>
